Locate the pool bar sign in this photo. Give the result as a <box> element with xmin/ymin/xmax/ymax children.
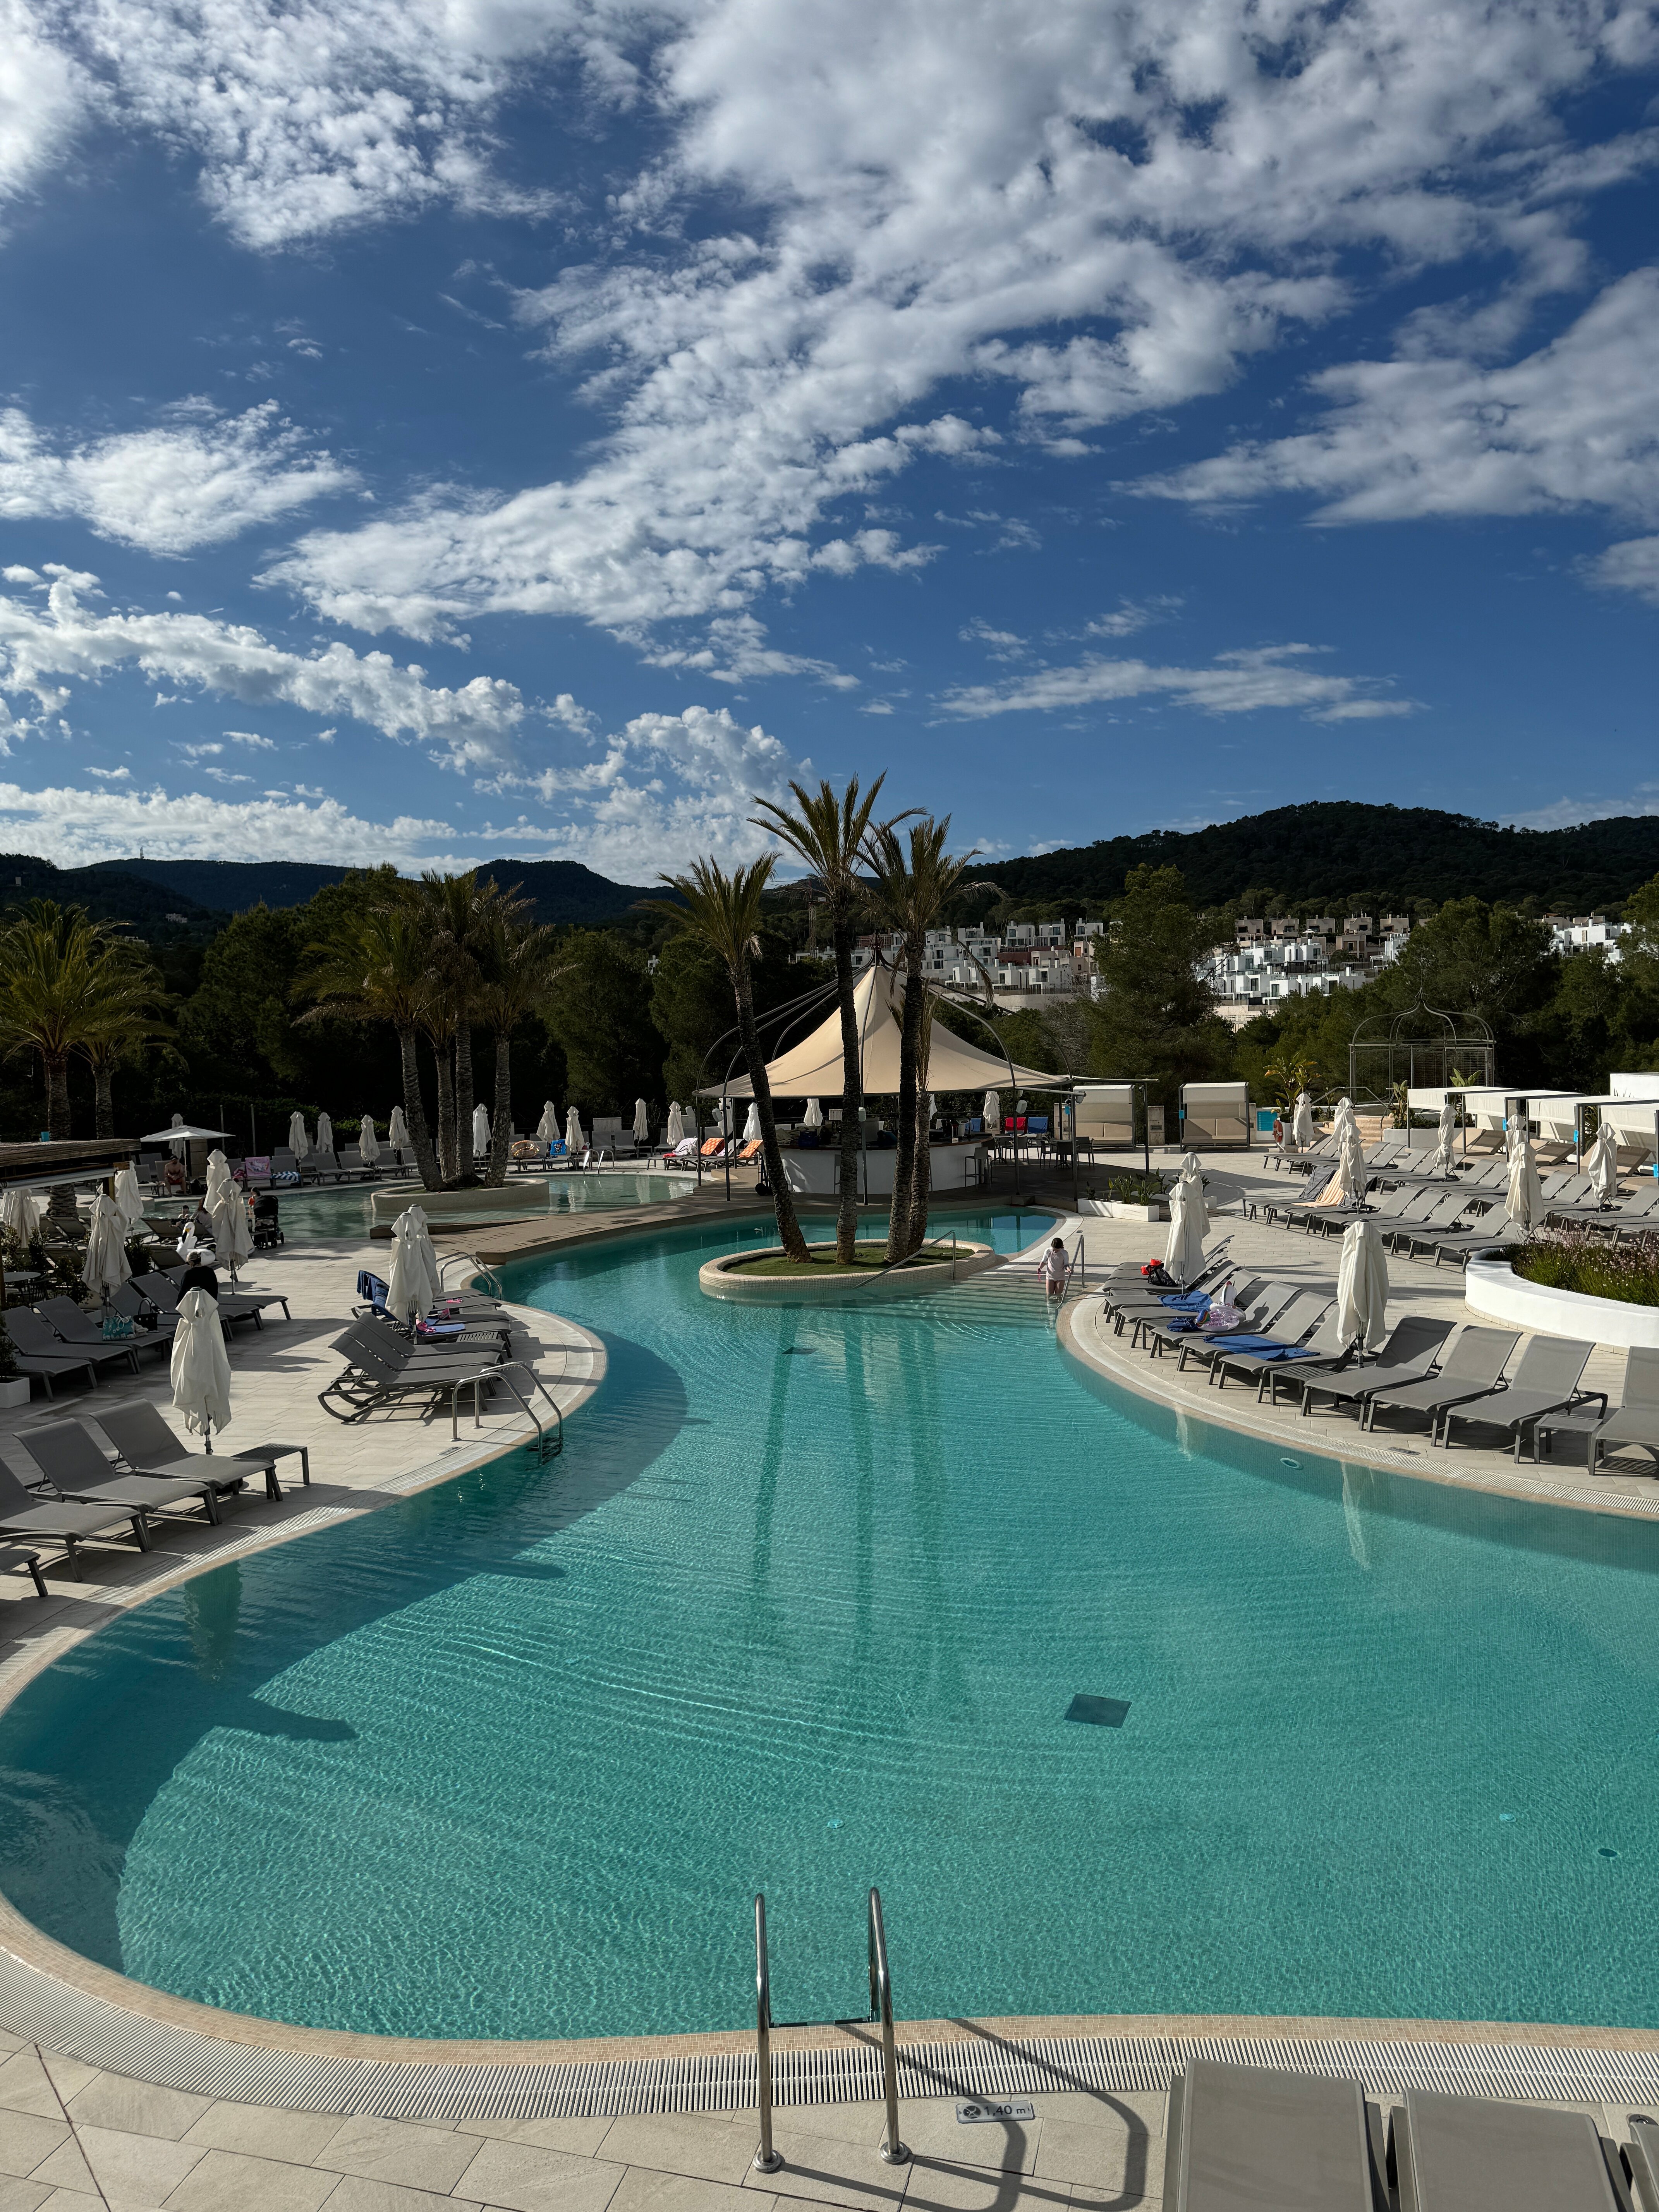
<box><xmin>956</xmin><ymin>2100</ymin><xmax>1036</xmax><ymax>2125</ymax></box>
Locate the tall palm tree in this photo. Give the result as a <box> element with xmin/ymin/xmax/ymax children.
<box><xmin>751</xmin><ymin>776</ymin><xmax>888</xmax><ymax>1263</ymax></box>
<box><xmin>645</xmin><ymin>857</ymin><xmax>810</xmax><ymax>1261</ymax></box>
<box><xmin>298</xmin><ymin>898</ymin><xmax>443</xmax><ymax>1189</ymax></box>
<box><xmin>77</xmin><ymin>940</ymin><xmax>171</xmax><ymax>1137</ymax></box>
<box><xmin>0</xmin><ymin>900</ymin><xmax>103</xmax><ymax>1140</ymax></box>
<box><xmin>419</xmin><ymin>870</ymin><xmax>495</xmax><ymax>1180</ymax></box>
<box><xmin>864</xmin><ymin>817</ymin><xmax>976</xmax><ymax>1260</ymax></box>
<box><xmin>474</xmin><ymin>895</ymin><xmax>563</xmax><ymax>1187</ymax></box>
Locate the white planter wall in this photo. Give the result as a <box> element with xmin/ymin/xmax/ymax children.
<box><xmin>1465</xmin><ymin>1252</ymin><xmax>1659</xmax><ymax>1349</ymax></box>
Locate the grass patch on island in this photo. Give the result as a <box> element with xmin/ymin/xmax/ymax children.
<box><xmin>728</xmin><ymin>1242</ymin><xmax>958</xmax><ymax>1276</ymax></box>
<box><xmin>1513</xmin><ymin>1228</ymin><xmax>1659</xmax><ymax>1307</ymax></box>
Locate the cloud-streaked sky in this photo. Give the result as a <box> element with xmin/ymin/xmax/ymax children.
<box><xmin>2</xmin><ymin>0</ymin><xmax>1657</xmax><ymax>875</ymax></box>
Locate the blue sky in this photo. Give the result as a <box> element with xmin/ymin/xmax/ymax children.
<box><xmin>1</xmin><ymin>0</ymin><xmax>1657</xmax><ymax>880</ymax></box>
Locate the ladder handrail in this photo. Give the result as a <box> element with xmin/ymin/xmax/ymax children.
<box><xmin>753</xmin><ymin>1895</ymin><xmax>783</xmax><ymax>2173</ymax></box>
<box><xmin>866</xmin><ymin>1889</ymin><xmax>910</xmax><ymax>2164</ymax></box>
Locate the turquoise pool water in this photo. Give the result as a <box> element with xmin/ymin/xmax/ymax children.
<box><xmin>2</xmin><ymin>1207</ymin><xmax>1659</xmax><ymax>2041</ymax></box>
<box><xmin>273</xmin><ymin>1170</ymin><xmax>696</xmax><ymax>1245</ymax></box>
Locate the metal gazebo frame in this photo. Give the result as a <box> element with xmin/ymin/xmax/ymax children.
<box><xmin>1347</xmin><ymin>1000</ymin><xmax>1494</xmax><ymax>1107</ymax></box>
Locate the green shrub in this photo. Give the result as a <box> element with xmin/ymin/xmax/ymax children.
<box><xmin>1512</xmin><ymin>1230</ymin><xmax>1659</xmax><ymax>1307</ymax></box>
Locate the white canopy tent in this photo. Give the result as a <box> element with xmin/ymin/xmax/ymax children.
<box><xmin>702</xmin><ymin>962</ymin><xmax>1063</xmax><ymax>1101</ymax></box>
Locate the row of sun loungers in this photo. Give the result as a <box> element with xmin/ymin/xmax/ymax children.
<box><xmin>3</xmin><ymin>1270</ymin><xmax>290</xmax><ymax>1401</ymax></box>
<box><xmin>1253</xmin><ymin>1160</ymin><xmax>1659</xmax><ymax>1262</ymax></box>
<box><xmin>0</xmin><ymin>1400</ymin><xmax>306</xmax><ymax>1579</ymax></box>
<box><xmin>319</xmin><ymin>1291</ymin><xmax>527</xmax><ymax>1423</ymax></box>
<box><xmin>1167</xmin><ymin>2056</ymin><xmax>1634</xmax><ymax>2211</ymax></box>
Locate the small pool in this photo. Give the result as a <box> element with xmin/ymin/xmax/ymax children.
<box><xmin>2</xmin><ymin>1207</ymin><xmax>1659</xmax><ymax>2043</ymax></box>
<box><xmin>271</xmin><ymin>1171</ymin><xmax>696</xmax><ymax>1245</ymax></box>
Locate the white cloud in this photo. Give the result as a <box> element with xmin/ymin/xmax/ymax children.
<box><xmin>0</xmin><ymin>0</ymin><xmax>86</xmax><ymax>209</ymax></box>
<box><xmin>1590</xmin><ymin>537</ymin><xmax>1659</xmax><ymax>605</ymax></box>
<box><xmin>0</xmin><ymin>780</ymin><xmax>463</xmax><ymax>867</ymax></box>
<box><xmin>488</xmin><ymin>701</ymin><xmax>812</xmax><ymax>874</ymax></box>
<box><xmin>83</xmin><ymin>764</ymin><xmax>130</xmax><ymax>780</ymax></box>
<box><xmin>937</xmin><ymin>642</ymin><xmax>1417</xmax><ymax>723</ymax></box>
<box><xmin>638</xmin><ymin>613</ymin><xmax>858</xmax><ymax>690</ymax></box>
<box><xmin>175</xmin><ymin>741</ymin><xmax>224</xmax><ymax>759</ymax></box>
<box><xmin>224</xmin><ymin>729</ymin><xmax>278</xmax><ymax>747</ymax></box>
<box><xmin>1134</xmin><ymin>271</ymin><xmax>1659</xmax><ymax>527</ymax></box>
<box><xmin>259</xmin><ymin>0</ymin><xmax>1655</xmax><ymax>655</ymax></box>
<box><xmin>0</xmin><ymin>567</ymin><xmax>524</xmax><ymax>772</ymax></box>
<box><xmin>0</xmin><ymin>401</ymin><xmax>355</xmax><ymax>555</ymax></box>
<box><xmin>1086</xmin><ymin>596</ymin><xmax>1182</xmax><ymax>638</ymax></box>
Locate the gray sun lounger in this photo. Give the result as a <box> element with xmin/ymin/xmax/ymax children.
<box><xmin>1358</xmin><ymin>1325</ymin><xmax>1521</xmax><ymax>1437</ymax></box>
<box><xmin>1389</xmin><ymin>2085</ymin><xmax>1624</xmax><ymax>2210</ymax></box>
<box><xmin>154</xmin><ymin>1265</ymin><xmax>292</xmax><ymax>1322</ymax></box>
<box><xmin>1212</xmin><ymin>1302</ymin><xmax>1345</xmax><ymax>1395</ymax></box>
<box><xmin>1293</xmin><ymin>1315</ymin><xmax>1458</xmax><ymax>1418</ymax></box>
<box><xmin>0</xmin><ymin>1457</ymin><xmax>149</xmax><ymax>1575</ymax></box>
<box><xmin>1128</xmin><ymin>1276</ymin><xmax>1270</xmax><ymax>1353</ymax></box>
<box><xmin>5</xmin><ymin>1306</ymin><xmax>139</xmax><ymax>1383</ymax></box>
<box><xmin>35</xmin><ymin>1295</ymin><xmax>168</xmax><ymax>1364</ymax></box>
<box><xmin>1170</xmin><ymin>1285</ymin><xmax>1315</xmax><ymax>1374</ymax></box>
<box><xmin>19</xmin><ymin>1417</ymin><xmax>223</xmax><ymax>1530</ymax></box>
<box><xmin>1166</xmin><ymin>2058</ymin><xmax>1388</xmax><ymax>2211</ymax></box>
<box><xmin>1535</xmin><ymin>1346</ymin><xmax>1659</xmax><ymax>1474</ymax></box>
<box><xmin>92</xmin><ymin>1399</ymin><xmax>279</xmax><ymax>1506</ymax></box>
<box><xmin>1436</xmin><ymin>1336</ymin><xmax>1600</xmax><ymax>1458</ymax></box>
<box><xmin>1623</xmin><ymin>2115</ymin><xmax>1659</xmax><ymax>2210</ymax></box>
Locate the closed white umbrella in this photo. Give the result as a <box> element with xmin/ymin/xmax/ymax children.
<box><xmin>112</xmin><ymin>1165</ymin><xmax>145</xmax><ymax>1228</ymax></box>
<box><xmin>718</xmin><ymin>1096</ymin><xmax>733</xmax><ymax>1136</ymax></box>
<box><xmin>171</xmin><ymin>1286</ymin><xmax>232</xmax><ymax>1449</ymax></box>
<box><xmin>1163</xmin><ymin>1178</ymin><xmax>1207</xmax><ymax>1286</ymax></box>
<box><xmin>1336</xmin><ymin>1218</ymin><xmax>1389</xmax><ymax>1351</ymax></box>
<box><xmin>1507</xmin><ymin>1135</ymin><xmax>1543</xmax><ymax>1232</ymax></box>
<box><xmin>804</xmin><ymin>1097</ymin><xmax>823</xmax><ymax>1130</ymax></box>
<box><xmin>1332</xmin><ymin>1096</ymin><xmax>1355</xmax><ymax>1139</ymax></box>
<box><xmin>81</xmin><ymin>1192</ymin><xmax>131</xmax><ymax>1300</ymax></box>
<box><xmin>982</xmin><ymin>1089</ymin><xmax>999</xmax><ymax>1125</ymax></box>
<box><xmin>666</xmin><ymin>1102</ymin><xmax>685</xmax><ymax>1146</ymax></box>
<box><xmin>1427</xmin><ymin>1097</ymin><xmax>1458</xmax><ymax>1176</ymax></box>
<box><xmin>472</xmin><ymin>1103</ymin><xmax>491</xmax><ymax>1156</ymax></box>
<box><xmin>633</xmin><ymin>1098</ymin><xmax>650</xmax><ymax>1142</ymax></box>
<box><xmin>385</xmin><ymin>1220</ymin><xmax>430</xmax><ymax>1323</ymax></box>
<box><xmin>359</xmin><ymin>1114</ymin><xmax>381</xmax><ymax>1164</ymax></box>
<box><xmin>316</xmin><ymin>1111</ymin><xmax>334</xmax><ymax>1156</ymax></box>
<box><xmin>210</xmin><ymin>1187</ymin><xmax>253</xmax><ymax>1281</ymax></box>
<box><xmin>742</xmin><ymin>1103</ymin><xmax>761</xmax><ymax>1142</ymax></box>
<box><xmin>1585</xmin><ymin>1121</ymin><xmax>1620</xmax><ymax>1205</ymax></box>
<box><xmin>1178</xmin><ymin>1156</ymin><xmax>1209</xmax><ymax>1237</ymax></box>
<box><xmin>388</xmin><ymin>1105</ymin><xmax>411</xmax><ymax>1151</ymax></box>
<box><xmin>1314</xmin><ymin>1125</ymin><xmax>1367</xmax><ymax>1209</ymax></box>
<box><xmin>167</xmin><ymin>1111</ymin><xmax>188</xmax><ymax>1162</ymax></box>
<box><xmin>203</xmin><ymin>1149</ymin><xmax>233</xmax><ymax>1206</ymax></box>
<box><xmin>1291</xmin><ymin>1091</ymin><xmax>1314</xmax><ymax>1148</ymax></box>
<box><xmin>288</xmin><ymin>1111</ymin><xmax>309</xmax><ymax>1158</ymax></box>
<box><xmin>565</xmin><ymin>1106</ymin><xmax>584</xmax><ymax>1154</ymax></box>
<box><xmin>394</xmin><ymin>1206</ymin><xmax>443</xmax><ymax>1306</ymax></box>
<box><xmin>1</xmin><ymin>1189</ymin><xmax>41</xmax><ymax>1241</ymax></box>
<box><xmin>536</xmin><ymin>1100</ymin><xmax>558</xmax><ymax>1144</ymax></box>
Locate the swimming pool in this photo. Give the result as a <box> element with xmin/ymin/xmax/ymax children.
<box><xmin>271</xmin><ymin>1171</ymin><xmax>696</xmax><ymax>1245</ymax></box>
<box><xmin>1</xmin><ymin>1208</ymin><xmax>1658</xmax><ymax>2043</ymax></box>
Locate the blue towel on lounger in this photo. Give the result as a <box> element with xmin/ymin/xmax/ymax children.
<box><xmin>1201</xmin><ymin>1333</ymin><xmax>1284</xmax><ymax>1353</ymax></box>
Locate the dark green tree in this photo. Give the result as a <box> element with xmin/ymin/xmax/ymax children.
<box><xmin>1091</xmin><ymin>866</ymin><xmax>1233</xmax><ymax>1110</ymax></box>
<box><xmin>544</xmin><ymin>932</ymin><xmax>666</xmax><ymax>1116</ymax></box>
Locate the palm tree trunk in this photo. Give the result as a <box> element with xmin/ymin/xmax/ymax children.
<box><xmin>455</xmin><ymin>1026</ymin><xmax>475</xmax><ymax>1178</ymax></box>
<box><xmin>908</xmin><ymin>1041</ymin><xmax>933</xmax><ymax>1257</ymax></box>
<box><xmin>735</xmin><ymin>969</ymin><xmax>810</xmax><ymax>1261</ymax></box>
<box><xmin>45</xmin><ymin>1053</ymin><xmax>75</xmax><ymax>1222</ymax></box>
<box><xmin>886</xmin><ymin>958</ymin><xmax>926</xmax><ymax>1261</ymax></box>
<box><xmin>486</xmin><ymin>1031</ymin><xmax>512</xmax><ymax>1186</ymax></box>
<box><xmin>831</xmin><ymin>918</ymin><xmax>863</xmax><ymax>1264</ymax></box>
<box><xmin>398</xmin><ymin>1028</ymin><xmax>442</xmax><ymax>1189</ymax></box>
<box><xmin>434</xmin><ymin>1034</ymin><xmax>457</xmax><ymax>1183</ymax></box>
<box><xmin>93</xmin><ymin>1062</ymin><xmax>115</xmax><ymax>1140</ymax></box>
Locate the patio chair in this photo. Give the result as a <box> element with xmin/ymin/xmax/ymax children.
<box><xmin>1413</xmin><ymin>1213</ymin><xmax>1528</xmax><ymax>1270</ymax></box>
<box><xmin>0</xmin><ymin>1456</ymin><xmax>151</xmax><ymax>1574</ymax></box>
<box><xmin>1389</xmin><ymin>2087</ymin><xmax>1624</xmax><ymax>2210</ymax></box>
<box><xmin>1436</xmin><ymin>1336</ymin><xmax>1600</xmax><ymax>1459</ymax></box>
<box><xmin>318</xmin><ymin>1324</ymin><xmax>510</xmax><ymax>1424</ymax></box>
<box><xmin>17</xmin><ymin>1417</ymin><xmax>223</xmax><ymax>1530</ymax></box>
<box><xmin>1208</xmin><ymin>1296</ymin><xmax>1338</xmax><ymax>1391</ymax></box>
<box><xmin>1580</xmin><ymin>1183</ymin><xmax>1659</xmax><ymax>1238</ymax></box>
<box><xmin>1392</xmin><ymin>1194</ymin><xmax>1498</xmax><ymax>1261</ymax></box>
<box><xmin>1165</xmin><ymin>2059</ymin><xmax>1388</xmax><ymax>2212</ymax></box>
<box><xmin>91</xmin><ymin>1398</ymin><xmax>281</xmax><ymax>1506</ymax></box>
<box><xmin>34</xmin><ymin>1295</ymin><xmax>167</xmax><ymax>1366</ymax></box>
<box><xmin>1120</xmin><ymin>1271</ymin><xmax>1266</xmax><ymax>1350</ymax></box>
<box><xmin>1169</xmin><ymin>1284</ymin><xmax>1309</xmax><ymax>1372</ymax></box>
<box><xmin>0</xmin><ymin>1548</ymin><xmax>48</xmax><ymax>1599</ymax></box>
<box><xmin>1531</xmin><ymin>1346</ymin><xmax>1659</xmax><ymax>1474</ymax></box>
<box><xmin>1238</xmin><ymin>1309</ymin><xmax>1360</xmax><ymax>1403</ymax></box>
<box><xmin>1291</xmin><ymin>1315</ymin><xmax>1457</xmax><ymax>1419</ymax></box>
<box><xmin>1358</xmin><ymin>1324</ymin><xmax>1521</xmax><ymax>1437</ymax></box>
<box><xmin>5</xmin><ymin>1307</ymin><xmax>137</xmax><ymax>1387</ymax></box>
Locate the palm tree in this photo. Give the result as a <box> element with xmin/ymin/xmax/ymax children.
<box><xmin>751</xmin><ymin>776</ymin><xmax>888</xmax><ymax>1263</ymax></box>
<box><xmin>0</xmin><ymin>900</ymin><xmax>103</xmax><ymax>1139</ymax></box>
<box><xmin>645</xmin><ymin>857</ymin><xmax>810</xmax><ymax>1261</ymax></box>
<box><xmin>864</xmin><ymin>817</ymin><xmax>976</xmax><ymax>1260</ymax></box>
<box><xmin>419</xmin><ymin>870</ymin><xmax>495</xmax><ymax>1180</ymax></box>
<box><xmin>474</xmin><ymin>895</ymin><xmax>563</xmax><ymax>1187</ymax></box>
<box><xmin>77</xmin><ymin>941</ymin><xmax>171</xmax><ymax>1137</ymax></box>
<box><xmin>298</xmin><ymin>897</ymin><xmax>443</xmax><ymax>1189</ymax></box>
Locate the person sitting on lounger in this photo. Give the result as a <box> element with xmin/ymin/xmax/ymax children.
<box><xmin>1039</xmin><ymin>1238</ymin><xmax>1068</xmax><ymax>1301</ymax></box>
<box><xmin>178</xmin><ymin>1256</ymin><xmax>220</xmax><ymax>1303</ymax></box>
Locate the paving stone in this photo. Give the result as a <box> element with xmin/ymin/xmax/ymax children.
<box><xmin>901</xmin><ymin>2162</ymin><xmax>1070</xmax><ymax>2212</ymax></box>
<box><xmin>312</xmin><ymin>2174</ymin><xmax>484</xmax><ymax>2212</ymax></box>
<box><xmin>452</xmin><ymin>2139</ymin><xmax>627</xmax><ymax>2212</ymax></box>
<box><xmin>452</xmin><ymin>2118</ymin><xmax>613</xmax><ymax>2157</ymax></box>
<box><xmin>879</xmin><ymin>2100</ymin><xmax>1037</xmax><ymax>2174</ymax></box>
<box><xmin>0</xmin><ymin>2112</ymin><xmax>68</xmax><ymax>2181</ymax></box>
<box><xmin>738</xmin><ymin>2126</ymin><xmax>909</xmax><ymax>2212</ymax></box>
<box><xmin>182</xmin><ymin>2099</ymin><xmax>347</xmax><ymax>2164</ymax></box>
<box><xmin>598</xmin><ymin>2114</ymin><xmax>757</xmax><ymax>2186</ymax></box>
<box><xmin>0</xmin><ymin>2177</ymin><xmax>51</xmax><ymax>2211</ymax></box>
<box><xmin>0</xmin><ymin>2055</ymin><xmax>65</xmax><ymax>2123</ymax></box>
<box><xmin>73</xmin><ymin>2122</ymin><xmax>206</xmax><ymax>2208</ymax></box>
<box><xmin>1023</xmin><ymin>2097</ymin><xmax>1164</xmax><ymax>2140</ymax></box>
<box><xmin>609</xmin><ymin>2168</ymin><xmax>769</xmax><ymax>2212</ymax></box>
<box><xmin>33</xmin><ymin>2062</ymin><xmax>96</xmax><ymax>2109</ymax></box>
<box><xmin>19</xmin><ymin>2143</ymin><xmax>94</xmax><ymax>2199</ymax></box>
<box><xmin>68</xmin><ymin>2072</ymin><xmax>213</xmax><ymax>2141</ymax></box>
<box><xmin>313</xmin><ymin>2114</ymin><xmax>479</xmax><ymax>2193</ymax></box>
<box><xmin>33</xmin><ymin>2192</ymin><xmax>101</xmax><ymax>2212</ymax></box>
<box><xmin>161</xmin><ymin>2146</ymin><xmax>339</xmax><ymax>2212</ymax></box>
<box><xmin>1032</xmin><ymin>2116</ymin><xmax>1158</xmax><ymax>2193</ymax></box>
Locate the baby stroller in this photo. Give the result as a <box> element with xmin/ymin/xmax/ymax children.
<box><xmin>252</xmin><ymin>1193</ymin><xmax>284</xmax><ymax>1250</ymax></box>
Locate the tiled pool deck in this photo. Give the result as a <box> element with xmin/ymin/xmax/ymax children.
<box><xmin>0</xmin><ymin>1156</ymin><xmax>1655</xmax><ymax>2179</ymax></box>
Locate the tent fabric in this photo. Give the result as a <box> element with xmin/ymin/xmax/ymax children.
<box><xmin>704</xmin><ymin>962</ymin><xmax>1063</xmax><ymax>1100</ymax></box>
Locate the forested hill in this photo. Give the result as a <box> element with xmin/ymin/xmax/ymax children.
<box><xmin>986</xmin><ymin>805</ymin><xmax>1659</xmax><ymax>914</ymax></box>
<box><xmin>0</xmin><ymin>854</ymin><xmax>658</xmax><ymax>931</ymax></box>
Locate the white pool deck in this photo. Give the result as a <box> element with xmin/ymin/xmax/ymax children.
<box><xmin>0</xmin><ymin>1160</ymin><xmax>1656</xmax><ymax>2186</ymax></box>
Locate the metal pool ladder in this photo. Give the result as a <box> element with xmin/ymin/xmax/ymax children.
<box><xmin>751</xmin><ymin>1887</ymin><xmax>909</xmax><ymax>2175</ymax></box>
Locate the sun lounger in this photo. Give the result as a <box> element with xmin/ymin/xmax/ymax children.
<box><xmin>1291</xmin><ymin>1315</ymin><xmax>1457</xmax><ymax>1417</ymax></box>
<box><xmin>1164</xmin><ymin>2058</ymin><xmax>1388</xmax><ymax>2212</ymax></box>
<box><xmin>1577</xmin><ymin>1182</ymin><xmax>1659</xmax><ymax>1238</ymax></box>
<box><xmin>1169</xmin><ymin>1284</ymin><xmax>1307</xmax><ymax>1372</ymax></box>
<box><xmin>91</xmin><ymin>1398</ymin><xmax>279</xmax><ymax>1506</ymax></box>
<box><xmin>19</xmin><ymin>1416</ymin><xmax>225</xmax><ymax>1529</ymax></box>
<box><xmin>1622</xmin><ymin>2114</ymin><xmax>1659</xmax><ymax>2210</ymax></box>
<box><xmin>1235</xmin><ymin>1309</ymin><xmax>1359</xmax><ymax>1402</ymax></box>
<box><xmin>0</xmin><ymin>1456</ymin><xmax>150</xmax><ymax>1574</ymax></box>
<box><xmin>1123</xmin><ymin>1274</ymin><xmax>1269</xmax><ymax>1351</ymax></box>
<box><xmin>0</xmin><ymin>1547</ymin><xmax>48</xmax><ymax>1598</ymax></box>
<box><xmin>1436</xmin><ymin>1335</ymin><xmax>1599</xmax><ymax>1458</ymax></box>
<box><xmin>1389</xmin><ymin>2086</ymin><xmax>1624</xmax><ymax>2210</ymax></box>
<box><xmin>34</xmin><ymin>1295</ymin><xmax>167</xmax><ymax>1365</ymax></box>
<box><xmin>5</xmin><ymin>1307</ymin><xmax>138</xmax><ymax>1385</ymax></box>
<box><xmin>319</xmin><ymin>1321</ymin><xmax>510</xmax><ymax>1422</ymax></box>
<box><xmin>1535</xmin><ymin>1346</ymin><xmax>1659</xmax><ymax>1474</ymax></box>
<box><xmin>1358</xmin><ymin>1324</ymin><xmax>1521</xmax><ymax>1436</ymax></box>
<box><xmin>1208</xmin><ymin>1296</ymin><xmax>1337</xmax><ymax>1391</ymax></box>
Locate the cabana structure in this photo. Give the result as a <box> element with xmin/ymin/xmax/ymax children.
<box><xmin>1350</xmin><ymin>1001</ymin><xmax>1494</xmax><ymax>1107</ymax></box>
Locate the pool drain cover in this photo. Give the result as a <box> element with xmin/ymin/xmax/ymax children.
<box><xmin>1066</xmin><ymin>1695</ymin><xmax>1130</xmax><ymax>1727</ymax></box>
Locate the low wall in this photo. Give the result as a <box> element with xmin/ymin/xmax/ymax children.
<box><xmin>1465</xmin><ymin>1252</ymin><xmax>1659</xmax><ymax>1349</ymax></box>
<box><xmin>773</xmin><ymin>1144</ymin><xmax>985</xmax><ymax>1199</ymax></box>
<box><xmin>700</xmin><ymin>1240</ymin><xmax>998</xmax><ymax>1305</ymax></box>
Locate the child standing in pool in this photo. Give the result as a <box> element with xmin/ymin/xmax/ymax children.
<box><xmin>1039</xmin><ymin>1238</ymin><xmax>1068</xmax><ymax>1300</ymax></box>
